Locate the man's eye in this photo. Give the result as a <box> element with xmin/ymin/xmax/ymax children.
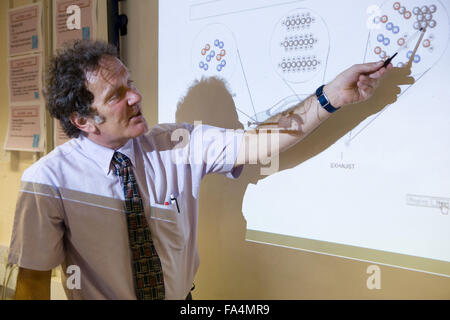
<box><xmin>109</xmin><ymin>88</ymin><xmax>126</xmax><ymax>102</ymax></box>
<box><xmin>108</xmin><ymin>82</ymin><xmax>134</xmax><ymax>103</ymax></box>
<box><xmin>108</xmin><ymin>93</ymin><xmax>119</xmax><ymax>102</ymax></box>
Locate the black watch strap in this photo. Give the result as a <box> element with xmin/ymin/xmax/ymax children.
<box><xmin>315</xmin><ymin>85</ymin><xmax>340</xmax><ymax>113</ymax></box>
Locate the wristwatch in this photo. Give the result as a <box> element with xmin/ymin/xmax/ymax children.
<box><xmin>315</xmin><ymin>85</ymin><xmax>340</xmax><ymax>113</ymax></box>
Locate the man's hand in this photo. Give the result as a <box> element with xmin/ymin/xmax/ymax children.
<box><xmin>324</xmin><ymin>61</ymin><xmax>392</xmax><ymax>108</ymax></box>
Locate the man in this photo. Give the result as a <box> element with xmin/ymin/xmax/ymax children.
<box><xmin>9</xmin><ymin>40</ymin><xmax>390</xmax><ymax>300</ymax></box>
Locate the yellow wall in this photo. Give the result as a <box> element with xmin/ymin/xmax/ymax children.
<box><xmin>1</xmin><ymin>0</ymin><xmax>449</xmax><ymax>299</ymax></box>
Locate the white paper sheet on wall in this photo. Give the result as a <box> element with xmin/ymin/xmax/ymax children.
<box><xmin>6</xmin><ymin>3</ymin><xmax>45</xmax><ymax>153</ymax></box>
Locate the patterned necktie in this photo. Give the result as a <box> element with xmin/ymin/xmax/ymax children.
<box><xmin>111</xmin><ymin>151</ymin><xmax>165</xmax><ymax>300</ymax></box>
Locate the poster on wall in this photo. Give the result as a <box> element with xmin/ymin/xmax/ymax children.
<box><xmin>53</xmin><ymin>0</ymin><xmax>97</xmax><ymax>50</ymax></box>
<box><xmin>5</xmin><ymin>54</ymin><xmax>45</xmax><ymax>153</ymax></box>
<box><xmin>8</xmin><ymin>54</ymin><xmax>43</xmax><ymax>104</ymax></box>
<box><xmin>5</xmin><ymin>3</ymin><xmax>46</xmax><ymax>153</ymax></box>
<box><xmin>4</xmin><ymin>105</ymin><xmax>45</xmax><ymax>152</ymax></box>
<box><xmin>8</xmin><ymin>3</ymin><xmax>42</xmax><ymax>56</ymax></box>
<box><xmin>53</xmin><ymin>0</ymin><xmax>98</xmax><ymax>146</ymax></box>
<box><xmin>5</xmin><ymin>55</ymin><xmax>45</xmax><ymax>152</ymax></box>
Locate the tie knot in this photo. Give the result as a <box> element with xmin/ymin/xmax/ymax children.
<box><xmin>112</xmin><ymin>152</ymin><xmax>132</xmax><ymax>174</ymax></box>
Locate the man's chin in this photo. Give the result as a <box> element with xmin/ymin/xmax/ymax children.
<box><xmin>132</xmin><ymin>119</ymin><xmax>149</xmax><ymax>137</ymax></box>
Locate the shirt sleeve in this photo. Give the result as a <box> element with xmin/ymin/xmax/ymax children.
<box><xmin>188</xmin><ymin>124</ymin><xmax>244</xmax><ymax>180</ymax></box>
<box><xmin>8</xmin><ymin>172</ymin><xmax>66</xmax><ymax>271</ymax></box>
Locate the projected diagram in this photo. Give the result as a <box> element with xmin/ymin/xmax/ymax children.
<box><xmin>346</xmin><ymin>0</ymin><xmax>450</xmax><ymax>145</ymax></box>
<box><xmin>270</xmin><ymin>9</ymin><xmax>329</xmax><ymax>84</ymax></box>
<box><xmin>191</xmin><ymin>23</ymin><xmax>237</xmax><ymax>79</ymax></box>
<box><xmin>190</xmin><ymin>8</ymin><xmax>330</xmax><ymax>126</ymax></box>
<box><xmin>259</xmin><ymin>7</ymin><xmax>330</xmax><ymax>124</ymax></box>
<box><xmin>160</xmin><ymin>0</ymin><xmax>450</xmax><ymax>275</ymax></box>
<box><xmin>238</xmin><ymin>1</ymin><xmax>450</xmax><ymax>270</ymax></box>
<box><xmin>242</xmin><ymin>8</ymin><xmax>331</xmax><ymax>125</ymax></box>
<box><xmin>340</xmin><ymin>1</ymin><xmax>450</xmax><ymax>218</ymax></box>
<box><xmin>366</xmin><ymin>0</ymin><xmax>449</xmax><ymax>75</ymax></box>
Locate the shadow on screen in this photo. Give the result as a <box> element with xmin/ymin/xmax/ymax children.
<box><xmin>174</xmin><ymin>66</ymin><xmax>415</xmax><ymax>297</ymax></box>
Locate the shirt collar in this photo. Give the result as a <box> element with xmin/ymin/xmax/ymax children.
<box><xmin>78</xmin><ymin>134</ymin><xmax>136</xmax><ymax>176</ymax></box>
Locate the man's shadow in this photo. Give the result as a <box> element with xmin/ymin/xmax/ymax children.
<box><xmin>175</xmin><ymin>68</ymin><xmax>414</xmax><ymax>298</ymax></box>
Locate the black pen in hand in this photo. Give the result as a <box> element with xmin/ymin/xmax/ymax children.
<box><xmin>381</xmin><ymin>27</ymin><xmax>426</xmax><ymax>69</ymax></box>
<box><xmin>382</xmin><ymin>52</ymin><xmax>398</xmax><ymax>68</ymax></box>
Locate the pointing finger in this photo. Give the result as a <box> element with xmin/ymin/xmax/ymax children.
<box><xmin>353</xmin><ymin>61</ymin><xmax>384</xmax><ymax>74</ymax></box>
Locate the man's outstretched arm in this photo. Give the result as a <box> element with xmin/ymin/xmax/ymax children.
<box><xmin>235</xmin><ymin>61</ymin><xmax>391</xmax><ymax>166</ymax></box>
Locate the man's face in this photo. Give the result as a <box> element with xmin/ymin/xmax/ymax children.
<box><xmin>85</xmin><ymin>55</ymin><xmax>148</xmax><ymax>148</ymax></box>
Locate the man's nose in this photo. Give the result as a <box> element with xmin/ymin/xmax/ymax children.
<box><xmin>127</xmin><ymin>88</ymin><xmax>141</xmax><ymax>105</ymax></box>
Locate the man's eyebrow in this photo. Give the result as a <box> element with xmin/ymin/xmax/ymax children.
<box><xmin>103</xmin><ymin>75</ymin><xmax>132</xmax><ymax>102</ymax></box>
<box><xmin>103</xmin><ymin>85</ymin><xmax>116</xmax><ymax>102</ymax></box>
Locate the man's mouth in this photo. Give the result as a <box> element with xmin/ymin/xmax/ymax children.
<box><xmin>129</xmin><ymin>111</ymin><xmax>142</xmax><ymax>120</ymax></box>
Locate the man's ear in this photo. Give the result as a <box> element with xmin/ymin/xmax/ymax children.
<box><xmin>70</xmin><ymin>113</ymin><xmax>98</xmax><ymax>134</ymax></box>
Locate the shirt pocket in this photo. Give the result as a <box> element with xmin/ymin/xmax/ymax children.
<box><xmin>150</xmin><ymin>193</ymin><xmax>187</xmax><ymax>250</ymax></box>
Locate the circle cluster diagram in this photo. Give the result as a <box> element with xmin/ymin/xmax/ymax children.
<box><xmin>198</xmin><ymin>40</ymin><xmax>227</xmax><ymax>72</ymax></box>
<box><xmin>270</xmin><ymin>8</ymin><xmax>329</xmax><ymax>84</ymax></box>
<box><xmin>367</xmin><ymin>0</ymin><xmax>449</xmax><ymax>75</ymax></box>
<box><xmin>191</xmin><ymin>24</ymin><xmax>237</xmax><ymax>79</ymax></box>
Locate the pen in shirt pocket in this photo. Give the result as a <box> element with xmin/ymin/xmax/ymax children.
<box><xmin>170</xmin><ymin>194</ymin><xmax>180</xmax><ymax>213</ymax></box>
